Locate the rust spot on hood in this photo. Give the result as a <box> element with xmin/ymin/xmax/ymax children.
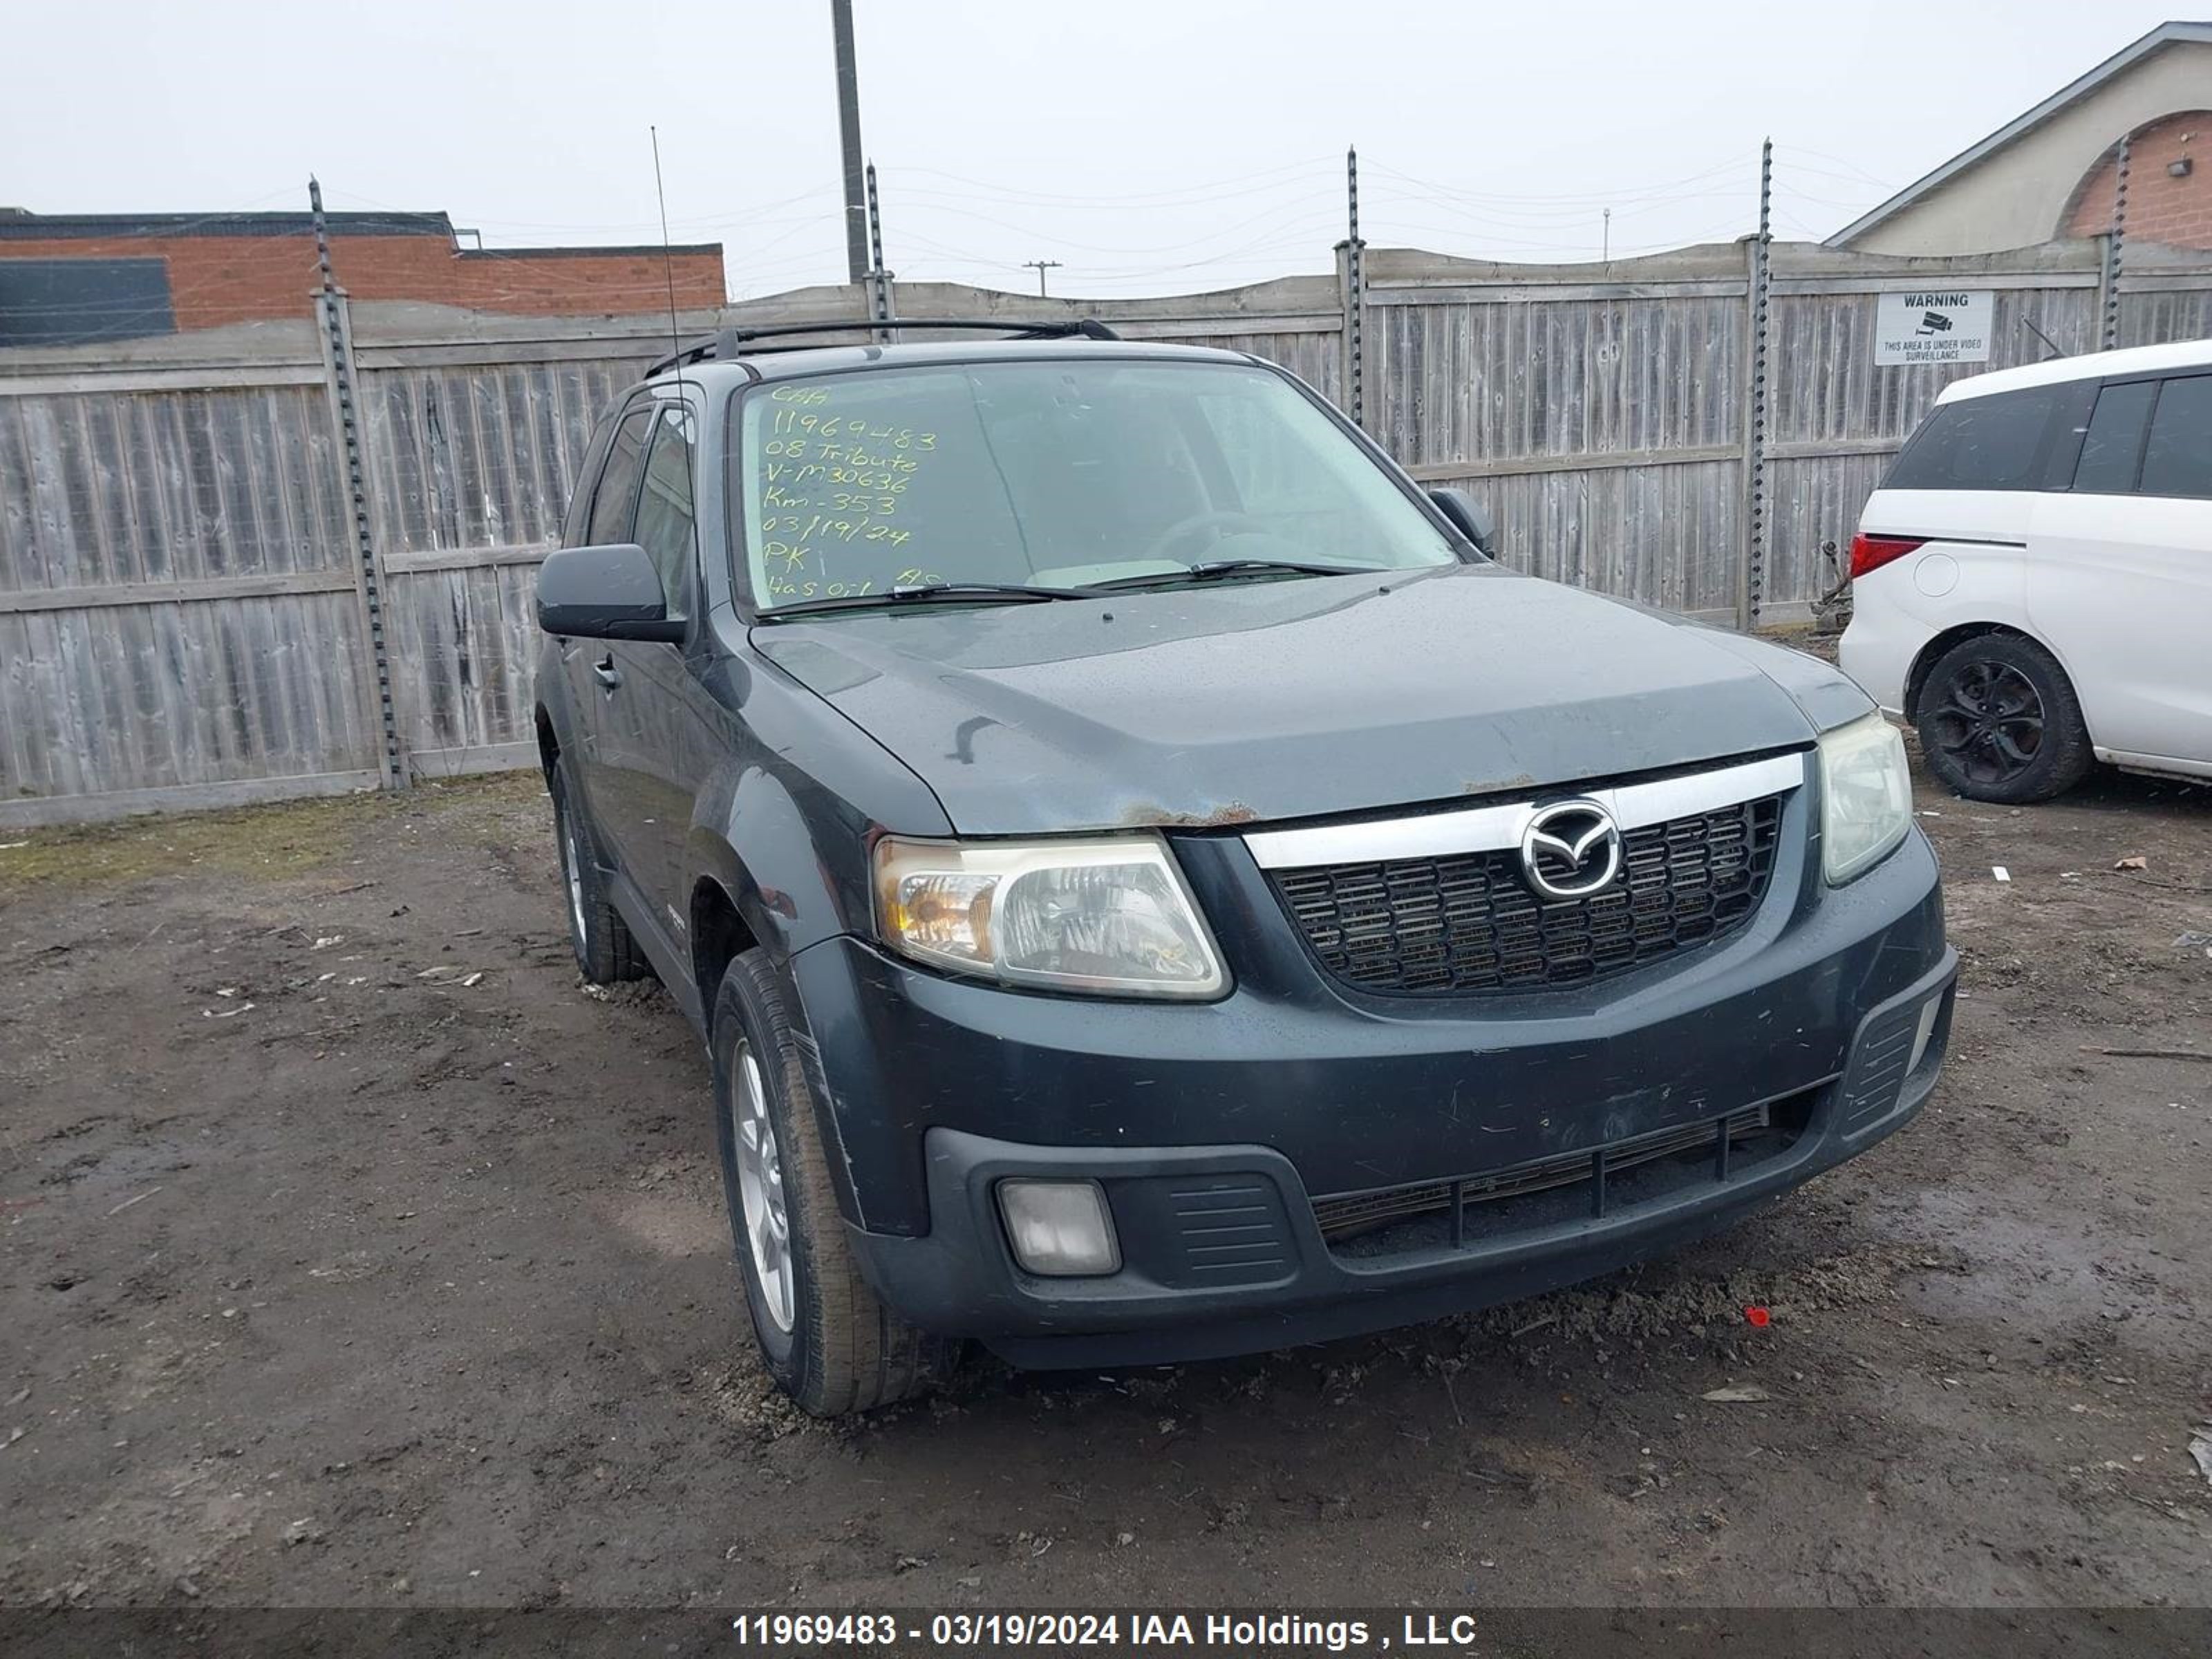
<box><xmin>1119</xmin><ymin>801</ymin><xmax>1261</xmax><ymax>829</ymax></box>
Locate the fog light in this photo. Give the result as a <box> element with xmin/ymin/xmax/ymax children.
<box><xmin>997</xmin><ymin>1179</ymin><xmax>1120</xmax><ymax>1277</ymax></box>
<box><xmin>1906</xmin><ymin>997</ymin><xmax>1943</xmax><ymax>1074</ymax></box>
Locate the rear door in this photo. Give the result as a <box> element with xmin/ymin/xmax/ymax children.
<box><xmin>2029</xmin><ymin>372</ymin><xmax>2212</xmax><ymax>765</ymax></box>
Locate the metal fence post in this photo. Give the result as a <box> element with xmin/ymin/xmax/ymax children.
<box><xmin>1342</xmin><ymin>147</ymin><xmax>1367</xmax><ymax>431</ymax></box>
<box><xmin>1736</xmin><ymin>139</ymin><xmax>1774</xmax><ymax>632</ymax></box>
<box><xmin>865</xmin><ymin>160</ymin><xmax>894</xmax><ymax>341</ymax></box>
<box><xmin>310</xmin><ymin>178</ymin><xmax>406</xmax><ymax>790</ymax></box>
<box><xmin>2101</xmin><ymin>133</ymin><xmax>2130</xmax><ymax>350</ymax></box>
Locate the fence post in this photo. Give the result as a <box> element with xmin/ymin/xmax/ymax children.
<box><xmin>310</xmin><ymin>178</ymin><xmax>407</xmax><ymax>790</ymax></box>
<box><xmin>1736</xmin><ymin>139</ymin><xmax>1773</xmax><ymax>632</ymax></box>
<box><xmin>2101</xmin><ymin>133</ymin><xmax>2130</xmax><ymax>350</ymax></box>
<box><xmin>865</xmin><ymin>159</ymin><xmax>895</xmax><ymax>341</ymax></box>
<box><xmin>1342</xmin><ymin>148</ymin><xmax>1368</xmax><ymax>431</ymax></box>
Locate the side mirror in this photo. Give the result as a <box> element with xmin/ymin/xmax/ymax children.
<box><xmin>1428</xmin><ymin>487</ymin><xmax>1497</xmax><ymax>556</ymax></box>
<box><xmin>536</xmin><ymin>543</ymin><xmax>684</xmax><ymax>642</ymax></box>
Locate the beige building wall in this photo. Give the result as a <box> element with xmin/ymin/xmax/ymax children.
<box><xmin>1844</xmin><ymin>41</ymin><xmax>2212</xmax><ymax>254</ymax></box>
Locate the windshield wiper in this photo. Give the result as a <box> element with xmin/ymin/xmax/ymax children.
<box><xmin>759</xmin><ymin>581</ymin><xmax>1096</xmax><ymax>620</ymax></box>
<box><xmin>1087</xmin><ymin>558</ymin><xmax>1388</xmax><ymax>591</ymax></box>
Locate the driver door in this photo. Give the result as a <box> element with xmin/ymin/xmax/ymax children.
<box><xmin>563</xmin><ymin>400</ymin><xmax>655</xmax><ymax>878</ymax></box>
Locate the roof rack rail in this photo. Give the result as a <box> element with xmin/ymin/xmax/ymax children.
<box><xmin>646</xmin><ymin>316</ymin><xmax>1118</xmax><ymax>378</ymax></box>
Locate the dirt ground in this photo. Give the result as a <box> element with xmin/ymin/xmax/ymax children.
<box><xmin>3</xmin><ymin>749</ymin><xmax>2209</xmax><ymax>1615</ymax></box>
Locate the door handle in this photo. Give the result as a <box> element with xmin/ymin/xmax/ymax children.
<box><xmin>592</xmin><ymin>655</ymin><xmax>623</xmax><ymax>691</ymax></box>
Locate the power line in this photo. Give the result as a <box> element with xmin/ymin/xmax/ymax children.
<box><xmin>892</xmin><ymin>156</ymin><xmax>1339</xmax><ymax>206</ymax></box>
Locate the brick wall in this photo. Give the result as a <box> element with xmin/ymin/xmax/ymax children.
<box><xmin>2063</xmin><ymin>111</ymin><xmax>2212</xmax><ymax>247</ymax></box>
<box><xmin>0</xmin><ymin>233</ymin><xmax>724</xmax><ymax>330</ymax></box>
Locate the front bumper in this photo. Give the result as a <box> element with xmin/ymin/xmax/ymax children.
<box><xmin>847</xmin><ymin>949</ymin><xmax>1953</xmax><ymax>1367</ymax></box>
<box><xmin>788</xmin><ymin>808</ymin><xmax>1953</xmax><ymax>1367</ymax></box>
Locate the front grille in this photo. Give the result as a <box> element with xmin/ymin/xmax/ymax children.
<box><xmin>1313</xmin><ymin>1104</ymin><xmax>1774</xmax><ymax>1242</ymax></box>
<box><xmin>1270</xmin><ymin>794</ymin><xmax>1785</xmax><ymax>994</ymax></box>
<box><xmin>1313</xmin><ymin>1087</ymin><xmax>1821</xmax><ymax>1259</ymax></box>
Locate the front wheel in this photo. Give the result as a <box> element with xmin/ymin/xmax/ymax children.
<box><xmin>709</xmin><ymin>949</ymin><xmax>957</xmax><ymax>1415</ymax></box>
<box><xmin>1914</xmin><ymin>633</ymin><xmax>2094</xmax><ymax>804</ymax></box>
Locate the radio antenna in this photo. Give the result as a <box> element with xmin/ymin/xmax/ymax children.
<box><xmin>650</xmin><ymin>125</ymin><xmax>706</xmax><ymax>634</ymax></box>
<box><xmin>651</xmin><ymin>125</ymin><xmax>685</xmax><ymax>368</ymax></box>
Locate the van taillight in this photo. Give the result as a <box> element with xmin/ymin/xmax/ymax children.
<box><xmin>1848</xmin><ymin>533</ymin><xmax>1925</xmax><ymax>580</ymax></box>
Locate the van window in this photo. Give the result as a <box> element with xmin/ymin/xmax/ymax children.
<box><xmin>1884</xmin><ymin>385</ymin><xmax>2067</xmax><ymax>492</ymax></box>
<box><xmin>2139</xmin><ymin>374</ymin><xmax>2212</xmax><ymax>500</ymax></box>
<box><xmin>2072</xmin><ymin>379</ymin><xmax>2155</xmax><ymax>494</ymax></box>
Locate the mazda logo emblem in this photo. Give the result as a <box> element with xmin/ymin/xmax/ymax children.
<box><xmin>1519</xmin><ymin>800</ymin><xmax>1624</xmax><ymax>900</ymax></box>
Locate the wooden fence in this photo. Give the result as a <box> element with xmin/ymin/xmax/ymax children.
<box><xmin>3</xmin><ymin>238</ymin><xmax>2209</xmax><ymax>825</ymax></box>
<box><xmin>1361</xmin><ymin>238</ymin><xmax>2212</xmax><ymax>617</ymax></box>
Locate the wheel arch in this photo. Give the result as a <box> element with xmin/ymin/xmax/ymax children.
<box><xmin>1904</xmin><ymin>621</ymin><xmax>2079</xmax><ymax>726</ymax></box>
<box><xmin>534</xmin><ymin>704</ymin><xmax>560</xmax><ymax>785</ymax></box>
<box><xmin>689</xmin><ymin>834</ymin><xmax>873</xmax><ymax>1234</ymax></box>
<box><xmin>688</xmin><ymin>871</ymin><xmax>762</xmax><ymax>1018</ymax></box>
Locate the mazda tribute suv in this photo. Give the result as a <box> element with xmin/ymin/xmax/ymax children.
<box><xmin>533</xmin><ymin>319</ymin><xmax>1956</xmax><ymax>1415</ymax></box>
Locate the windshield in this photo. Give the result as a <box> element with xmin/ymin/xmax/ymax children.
<box><xmin>734</xmin><ymin>358</ymin><xmax>1460</xmax><ymax>610</ymax></box>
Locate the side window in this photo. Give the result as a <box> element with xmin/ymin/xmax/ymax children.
<box><xmin>585</xmin><ymin>406</ymin><xmax>653</xmax><ymax>546</ymax></box>
<box><xmin>2071</xmin><ymin>379</ymin><xmax>2155</xmax><ymax>494</ymax></box>
<box><xmin>2139</xmin><ymin>374</ymin><xmax>2212</xmax><ymax>500</ymax></box>
<box><xmin>561</xmin><ymin>414</ymin><xmax>619</xmax><ymax>547</ymax></box>
<box><xmin>632</xmin><ymin>404</ymin><xmax>697</xmax><ymax>621</ymax></box>
<box><xmin>1884</xmin><ymin>384</ymin><xmax>2066</xmax><ymax>492</ymax></box>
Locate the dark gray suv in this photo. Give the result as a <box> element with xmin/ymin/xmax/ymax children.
<box><xmin>533</xmin><ymin>319</ymin><xmax>1956</xmax><ymax>1415</ymax></box>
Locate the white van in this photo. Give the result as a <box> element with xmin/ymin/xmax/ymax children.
<box><xmin>1839</xmin><ymin>339</ymin><xmax>2212</xmax><ymax>802</ymax></box>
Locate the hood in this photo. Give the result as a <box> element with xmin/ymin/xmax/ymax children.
<box><xmin>751</xmin><ymin>565</ymin><xmax>1850</xmax><ymax>835</ymax></box>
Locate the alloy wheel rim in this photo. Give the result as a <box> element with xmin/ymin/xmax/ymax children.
<box><xmin>1929</xmin><ymin>659</ymin><xmax>2045</xmax><ymax>787</ymax></box>
<box><xmin>731</xmin><ymin>1041</ymin><xmax>796</xmax><ymax>1333</ymax></box>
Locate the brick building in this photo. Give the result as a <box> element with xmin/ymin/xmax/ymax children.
<box><xmin>0</xmin><ymin>209</ymin><xmax>725</xmax><ymax>347</ymax></box>
<box><xmin>1830</xmin><ymin>20</ymin><xmax>2212</xmax><ymax>255</ymax></box>
<box><xmin>2062</xmin><ymin>109</ymin><xmax>2212</xmax><ymax>245</ymax></box>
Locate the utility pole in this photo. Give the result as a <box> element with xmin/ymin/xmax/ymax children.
<box><xmin>1023</xmin><ymin>259</ymin><xmax>1062</xmax><ymax>297</ymax></box>
<box><xmin>830</xmin><ymin>0</ymin><xmax>869</xmax><ymax>285</ymax></box>
<box><xmin>1602</xmin><ymin>207</ymin><xmax>1611</xmax><ymax>263</ymax></box>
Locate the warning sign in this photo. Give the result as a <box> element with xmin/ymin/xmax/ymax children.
<box><xmin>1874</xmin><ymin>290</ymin><xmax>1994</xmax><ymax>365</ymax></box>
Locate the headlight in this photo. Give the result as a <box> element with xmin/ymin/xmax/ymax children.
<box><xmin>1818</xmin><ymin>711</ymin><xmax>1913</xmax><ymax>883</ymax></box>
<box><xmin>873</xmin><ymin>834</ymin><xmax>1227</xmax><ymax>999</ymax></box>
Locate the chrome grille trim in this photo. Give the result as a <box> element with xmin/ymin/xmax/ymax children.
<box><xmin>1241</xmin><ymin>751</ymin><xmax>1808</xmax><ymax>870</ymax></box>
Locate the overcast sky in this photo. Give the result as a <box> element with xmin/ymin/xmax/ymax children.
<box><xmin>0</xmin><ymin>0</ymin><xmax>2185</xmax><ymax>301</ymax></box>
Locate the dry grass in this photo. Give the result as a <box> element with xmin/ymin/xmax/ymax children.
<box><xmin>0</xmin><ymin>772</ymin><xmax>544</xmax><ymax>895</ymax></box>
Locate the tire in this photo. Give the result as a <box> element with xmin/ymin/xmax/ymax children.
<box><xmin>1914</xmin><ymin>632</ymin><xmax>2095</xmax><ymax>805</ymax></box>
<box><xmin>550</xmin><ymin>759</ymin><xmax>648</xmax><ymax>984</ymax></box>
<box><xmin>709</xmin><ymin>948</ymin><xmax>957</xmax><ymax>1415</ymax></box>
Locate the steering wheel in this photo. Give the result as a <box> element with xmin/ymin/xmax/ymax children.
<box><xmin>1138</xmin><ymin>509</ymin><xmax>1273</xmax><ymax>565</ymax></box>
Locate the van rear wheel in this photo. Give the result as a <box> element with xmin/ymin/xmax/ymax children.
<box><xmin>1915</xmin><ymin>634</ymin><xmax>2093</xmax><ymax>803</ymax></box>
